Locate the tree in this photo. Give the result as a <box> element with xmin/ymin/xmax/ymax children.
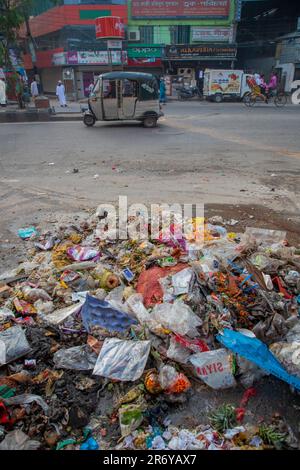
<box><xmin>0</xmin><ymin>0</ymin><xmax>28</xmax><ymax>67</ymax></box>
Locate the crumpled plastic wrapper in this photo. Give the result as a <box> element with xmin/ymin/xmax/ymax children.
<box><xmin>93</xmin><ymin>338</ymin><xmax>151</xmax><ymax>381</ymax></box>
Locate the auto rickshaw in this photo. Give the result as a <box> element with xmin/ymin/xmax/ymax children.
<box><xmin>83</xmin><ymin>71</ymin><xmax>163</xmax><ymax>128</ymax></box>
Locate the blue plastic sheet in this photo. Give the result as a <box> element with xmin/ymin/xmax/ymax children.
<box><xmin>81</xmin><ymin>294</ymin><xmax>137</xmax><ymax>333</ymax></box>
<box><xmin>216</xmin><ymin>328</ymin><xmax>300</xmax><ymax>391</ymax></box>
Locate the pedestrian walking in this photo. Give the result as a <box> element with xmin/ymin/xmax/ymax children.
<box><xmin>268</xmin><ymin>71</ymin><xmax>278</xmax><ymax>91</ymax></box>
<box><xmin>0</xmin><ymin>78</ymin><xmax>6</xmax><ymax>107</ymax></box>
<box><xmin>159</xmin><ymin>78</ymin><xmax>166</xmax><ymax>104</ymax></box>
<box><xmin>30</xmin><ymin>79</ymin><xmax>39</xmax><ymax>101</ymax></box>
<box><xmin>15</xmin><ymin>74</ymin><xmax>25</xmax><ymax>109</ymax></box>
<box><xmin>88</xmin><ymin>81</ymin><xmax>94</xmax><ymax>96</ymax></box>
<box><xmin>56</xmin><ymin>80</ymin><xmax>67</xmax><ymax>107</ymax></box>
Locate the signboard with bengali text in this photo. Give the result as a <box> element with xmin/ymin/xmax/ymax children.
<box><xmin>131</xmin><ymin>0</ymin><xmax>230</xmax><ymax>19</ymax></box>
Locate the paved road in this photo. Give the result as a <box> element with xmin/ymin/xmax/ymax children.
<box><xmin>1</xmin><ymin>101</ymin><xmax>299</xmax><ymax>220</ymax></box>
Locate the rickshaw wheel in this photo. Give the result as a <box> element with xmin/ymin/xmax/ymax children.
<box><xmin>143</xmin><ymin>116</ymin><xmax>157</xmax><ymax>128</ymax></box>
<box><xmin>83</xmin><ymin>114</ymin><xmax>96</xmax><ymax>127</ymax></box>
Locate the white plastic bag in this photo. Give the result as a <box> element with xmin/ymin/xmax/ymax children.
<box><xmin>0</xmin><ymin>430</ymin><xmax>40</xmax><ymax>450</ymax></box>
<box><xmin>54</xmin><ymin>345</ymin><xmax>97</xmax><ymax>370</ymax></box>
<box><xmin>189</xmin><ymin>348</ymin><xmax>236</xmax><ymax>389</ymax></box>
<box><xmin>166</xmin><ymin>336</ymin><xmax>191</xmax><ymax>364</ymax></box>
<box><xmin>0</xmin><ymin>326</ymin><xmax>31</xmax><ymax>365</ymax></box>
<box><xmin>93</xmin><ymin>338</ymin><xmax>151</xmax><ymax>381</ymax></box>
<box><xmin>152</xmin><ymin>300</ymin><xmax>201</xmax><ymax>337</ymax></box>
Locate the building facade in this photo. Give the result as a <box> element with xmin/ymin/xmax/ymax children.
<box><xmin>275</xmin><ymin>24</ymin><xmax>300</xmax><ymax>92</ymax></box>
<box><xmin>21</xmin><ymin>1</ymin><xmax>128</xmax><ymax>98</ymax></box>
<box><xmin>127</xmin><ymin>0</ymin><xmax>239</xmax><ymax>85</ymax></box>
<box><xmin>21</xmin><ymin>0</ymin><xmax>240</xmax><ymax>98</ymax></box>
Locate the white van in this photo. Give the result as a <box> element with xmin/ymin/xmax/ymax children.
<box><xmin>203</xmin><ymin>69</ymin><xmax>253</xmax><ymax>103</ymax></box>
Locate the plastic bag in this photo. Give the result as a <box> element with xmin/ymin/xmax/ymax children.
<box><xmin>126</xmin><ymin>294</ymin><xmax>163</xmax><ymax>333</ymax></box>
<box><xmin>18</xmin><ymin>227</ymin><xmax>38</xmax><ymax>239</ymax></box>
<box><xmin>171</xmin><ymin>268</ymin><xmax>193</xmax><ymax>296</ymax></box>
<box><xmin>152</xmin><ymin>300</ymin><xmax>202</xmax><ymax>338</ymax></box>
<box><xmin>22</xmin><ymin>286</ymin><xmax>52</xmax><ymax>302</ymax></box>
<box><xmin>67</xmin><ymin>245</ymin><xmax>100</xmax><ymax>262</ymax></box>
<box><xmin>119</xmin><ymin>401</ymin><xmax>145</xmax><ymax>437</ymax></box>
<box><xmin>40</xmin><ymin>302</ymin><xmax>84</xmax><ymax>325</ymax></box>
<box><xmin>54</xmin><ymin>345</ymin><xmax>97</xmax><ymax>370</ymax></box>
<box><xmin>158</xmin><ymin>365</ymin><xmax>191</xmax><ymax>394</ymax></box>
<box><xmin>189</xmin><ymin>348</ymin><xmax>236</xmax><ymax>390</ymax></box>
<box><xmin>0</xmin><ymin>307</ymin><xmax>15</xmax><ymax>323</ymax></box>
<box><xmin>244</xmin><ymin>227</ymin><xmax>286</xmax><ymax>249</ymax></box>
<box><xmin>0</xmin><ymin>430</ymin><xmax>40</xmax><ymax>450</ymax></box>
<box><xmin>217</xmin><ymin>328</ymin><xmax>300</xmax><ymax>391</ymax></box>
<box><xmin>270</xmin><ymin>342</ymin><xmax>300</xmax><ymax>379</ymax></box>
<box><xmin>136</xmin><ymin>264</ymin><xmax>189</xmax><ymax>308</ymax></box>
<box><xmin>92</xmin><ymin>338</ymin><xmax>151</xmax><ymax>381</ymax></box>
<box><xmin>0</xmin><ymin>326</ymin><xmax>31</xmax><ymax>365</ymax></box>
<box><xmin>81</xmin><ymin>294</ymin><xmax>137</xmax><ymax>333</ymax></box>
<box><xmin>166</xmin><ymin>336</ymin><xmax>191</xmax><ymax>364</ymax></box>
<box><xmin>4</xmin><ymin>394</ymin><xmax>49</xmax><ymax>413</ymax></box>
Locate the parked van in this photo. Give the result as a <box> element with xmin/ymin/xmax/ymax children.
<box><xmin>203</xmin><ymin>69</ymin><xmax>253</xmax><ymax>103</ymax></box>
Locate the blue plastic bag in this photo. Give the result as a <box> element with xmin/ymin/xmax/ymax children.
<box><xmin>216</xmin><ymin>328</ymin><xmax>300</xmax><ymax>391</ymax></box>
<box><xmin>80</xmin><ymin>437</ymin><xmax>99</xmax><ymax>450</ymax></box>
<box><xmin>81</xmin><ymin>294</ymin><xmax>137</xmax><ymax>333</ymax></box>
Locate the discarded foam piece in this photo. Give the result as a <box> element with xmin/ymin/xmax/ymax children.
<box><xmin>81</xmin><ymin>294</ymin><xmax>137</xmax><ymax>333</ymax></box>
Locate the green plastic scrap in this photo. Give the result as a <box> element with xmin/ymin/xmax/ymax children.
<box><xmin>56</xmin><ymin>438</ymin><xmax>77</xmax><ymax>451</ymax></box>
<box><xmin>0</xmin><ymin>385</ymin><xmax>16</xmax><ymax>399</ymax></box>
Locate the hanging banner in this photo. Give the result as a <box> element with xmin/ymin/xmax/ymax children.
<box><xmin>131</xmin><ymin>0</ymin><xmax>230</xmax><ymax>19</ymax></box>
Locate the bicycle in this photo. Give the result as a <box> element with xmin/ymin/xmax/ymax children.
<box><xmin>243</xmin><ymin>87</ymin><xmax>287</xmax><ymax>108</ymax></box>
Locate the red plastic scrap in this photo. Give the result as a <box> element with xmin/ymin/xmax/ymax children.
<box><xmin>136</xmin><ymin>264</ymin><xmax>189</xmax><ymax>308</ymax></box>
<box><xmin>173</xmin><ymin>333</ymin><xmax>210</xmax><ymax>353</ymax></box>
<box><xmin>272</xmin><ymin>276</ymin><xmax>293</xmax><ymax>300</ymax></box>
<box><xmin>0</xmin><ymin>401</ymin><xmax>13</xmax><ymax>427</ymax></box>
<box><xmin>235</xmin><ymin>387</ymin><xmax>257</xmax><ymax>423</ymax></box>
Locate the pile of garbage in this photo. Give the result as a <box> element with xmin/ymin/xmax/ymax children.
<box><xmin>0</xmin><ymin>210</ymin><xmax>300</xmax><ymax>450</ymax></box>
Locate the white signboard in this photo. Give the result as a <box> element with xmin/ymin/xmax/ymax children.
<box><xmin>107</xmin><ymin>40</ymin><xmax>123</xmax><ymax>49</ymax></box>
<box><xmin>192</xmin><ymin>27</ymin><xmax>234</xmax><ymax>43</ymax></box>
<box><xmin>77</xmin><ymin>50</ymin><xmax>127</xmax><ymax>65</ymax></box>
<box><xmin>52</xmin><ymin>52</ymin><xmax>67</xmax><ymax>66</ymax></box>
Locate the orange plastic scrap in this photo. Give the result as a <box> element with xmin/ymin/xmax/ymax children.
<box><xmin>228</xmin><ymin>275</ymin><xmax>242</xmax><ymax>298</ymax></box>
<box><xmin>136</xmin><ymin>263</ymin><xmax>189</xmax><ymax>308</ymax></box>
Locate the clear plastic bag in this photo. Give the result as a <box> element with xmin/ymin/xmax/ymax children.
<box><xmin>158</xmin><ymin>365</ymin><xmax>191</xmax><ymax>394</ymax></box>
<box><xmin>53</xmin><ymin>345</ymin><xmax>98</xmax><ymax>370</ymax></box>
<box><xmin>92</xmin><ymin>338</ymin><xmax>151</xmax><ymax>381</ymax></box>
<box><xmin>0</xmin><ymin>430</ymin><xmax>40</xmax><ymax>450</ymax></box>
<box><xmin>0</xmin><ymin>307</ymin><xmax>15</xmax><ymax>323</ymax></box>
<box><xmin>244</xmin><ymin>227</ymin><xmax>286</xmax><ymax>249</ymax></box>
<box><xmin>166</xmin><ymin>336</ymin><xmax>191</xmax><ymax>364</ymax></box>
<box><xmin>22</xmin><ymin>286</ymin><xmax>52</xmax><ymax>302</ymax></box>
<box><xmin>4</xmin><ymin>394</ymin><xmax>49</xmax><ymax>413</ymax></box>
<box><xmin>0</xmin><ymin>326</ymin><xmax>31</xmax><ymax>365</ymax></box>
<box><xmin>152</xmin><ymin>300</ymin><xmax>202</xmax><ymax>338</ymax></box>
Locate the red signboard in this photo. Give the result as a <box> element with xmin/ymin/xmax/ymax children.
<box><xmin>131</xmin><ymin>0</ymin><xmax>230</xmax><ymax>19</ymax></box>
<box><xmin>95</xmin><ymin>16</ymin><xmax>125</xmax><ymax>39</ymax></box>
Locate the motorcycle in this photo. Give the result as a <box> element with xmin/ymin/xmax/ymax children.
<box><xmin>177</xmin><ymin>85</ymin><xmax>203</xmax><ymax>100</ymax></box>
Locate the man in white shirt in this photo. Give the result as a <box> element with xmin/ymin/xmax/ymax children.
<box><xmin>30</xmin><ymin>79</ymin><xmax>39</xmax><ymax>101</ymax></box>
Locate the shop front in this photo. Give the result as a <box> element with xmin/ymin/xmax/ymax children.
<box><xmin>126</xmin><ymin>44</ymin><xmax>164</xmax><ymax>75</ymax></box>
<box><xmin>51</xmin><ymin>50</ymin><xmax>128</xmax><ymax>98</ymax></box>
<box><xmin>163</xmin><ymin>44</ymin><xmax>237</xmax><ymax>91</ymax></box>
